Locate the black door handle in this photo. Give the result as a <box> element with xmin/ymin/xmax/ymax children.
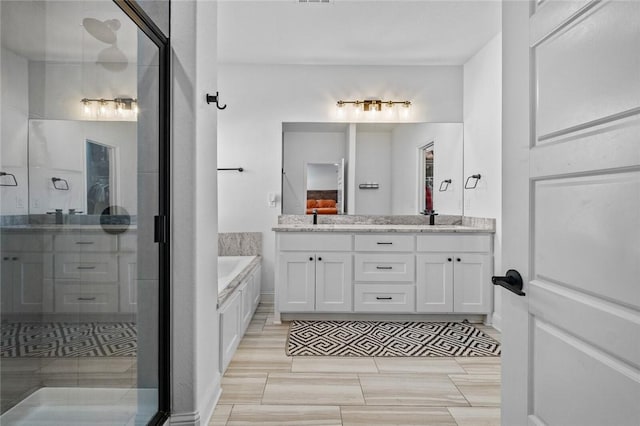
<box><xmin>309</xmin><ymin>257</ymin><xmax>314</xmax><ymax>261</ymax></box>
<box><xmin>492</xmin><ymin>269</ymin><xmax>526</xmax><ymax>296</ymax></box>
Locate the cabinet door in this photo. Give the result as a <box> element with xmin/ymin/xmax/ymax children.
<box><xmin>278</xmin><ymin>252</ymin><xmax>315</xmax><ymax>312</ymax></box>
<box><xmin>416</xmin><ymin>254</ymin><xmax>453</xmax><ymax>312</ymax></box>
<box><xmin>240</xmin><ymin>278</ymin><xmax>253</xmax><ymax>332</ymax></box>
<box><xmin>453</xmin><ymin>254</ymin><xmax>491</xmax><ymax>313</ymax></box>
<box><xmin>119</xmin><ymin>254</ymin><xmax>137</xmax><ymax>313</ymax></box>
<box><xmin>219</xmin><ymin>291</ymin><xmax>242</xmax><ymax>373</ymax></box>
<box><xmin>12</xmin><ymin>253</ymin><xmax>53</xmax><ymax>313</ymax></box>
<box><xmin>252</xmin><ymin>265</ymin><xmax>262</xmax><ymax>310</ymax></box>
<box><xmin>315</xmin><ymin>252</ymin><xmax>352</xmax><ymax>312</ymax></box>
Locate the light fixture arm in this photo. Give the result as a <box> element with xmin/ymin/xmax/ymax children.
<box><xmin>336</xmin><ymin>99</ymin><xmax>411</xmax><ymax>111</ymax></box>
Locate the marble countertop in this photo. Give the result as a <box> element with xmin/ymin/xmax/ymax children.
<box><xmin>1</xmin><ymin>225</ymin><xmax>136</xmax><ymax>232</ymax></box>
<box><xmin>272</xmin><ymin>224</ymin><xmax>494</xmax><ymax>233</ymax></box>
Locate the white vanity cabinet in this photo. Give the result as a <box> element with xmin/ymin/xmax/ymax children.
<box><xmin>0</xmin><ymin>229</ymin><xmax>138</xmax><ymax>317</ymax></box>
<box><xmin>277</xmin><ymin>233</ymin><xmax>352</xmax><ymax>313</ymax></box>
<box><xmin>416</xmin><ymin>235</ymin><xmax>492</xmax><ymax>314</ymax></box>
<box><xmin>274</xmin><ymin>227</ymin><xmax>494</xmax><ymax>321</ymax></box>
<box><xmin>1</xmin><ymin>252</ymin><xmax>53</xmax><ymax>313</ymax></box>
<box><xmin>279</xmin><ymin>251</ymin><xmax>352</xmax><ymax>312</ymax></box>
<box><xmin>1</xmin><ymin>233</ymin><xmax>53</xmax><ymax>314</ymax></box>
<box><xmin>353</xmin><ymin>234</ymin><xmax>415</xmax><ymax>313</ymax></box>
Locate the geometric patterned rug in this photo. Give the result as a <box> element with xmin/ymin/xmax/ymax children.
<box><xmin>286</xmin><ymin>320</ymin><xmax>500</xmax><ymax>357</ymax></box>
<box><xmin>1</xmin><ymin>322</ymin><xmax>137</xmax><ymax>357</ymax></box>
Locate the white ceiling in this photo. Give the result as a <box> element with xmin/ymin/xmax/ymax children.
<box><xmin>218</xmin><ymin>0</ymin><xmax>502</xmax><ymax>66</ymax></box>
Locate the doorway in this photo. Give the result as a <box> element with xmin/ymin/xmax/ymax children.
<box><xmin>419</xmin><ymin>142</ymin><xmax>434</xmax><ymax>213</ymax></box>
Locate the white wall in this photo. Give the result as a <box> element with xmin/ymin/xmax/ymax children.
<box><xmin>282</xmin><ymin>130</ymin><xmax>346</xmax><ymax>214</ymax></box>
<box><xmin>29</xmin><ymin>61</ymin><xmax>137</xmax><ymax>121</ymax></box>
<box><xmin>218</xmin><ymin>64</ymin><xmax>463</xmax><ymax>294</ymax></box>
<box><xmin>390</xmin><ymin>123</ymin><xmax>463</xmax><ymax>215</ymax></box>
<box><xmin>463</xmin><ymin>33</ymin><xmax>502</xmax><ymax>327</ymax></box>
<box><xmin>354</xmin><ymin>131</ymin><xmax>391</xmax><ymax>215</ymax></box>
<box><xmin>0</xmin><ymin>47</ymin><xmax>29</xmax><ymax>215</ymax></box>
<box><xmin>172</xmin><ymin>1</ymin><xmax>221</xmax><ymax>424</ymax></box>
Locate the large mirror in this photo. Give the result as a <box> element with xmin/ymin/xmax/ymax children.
<box><xmin>27</xmin><ymin>120</ymin><xmax>136</xmax><ymax>216</ymax></box>
<box><xmin>282</xmin><ymin>122</ymin><xmax>463</xmax><ymax>216</ymax></box>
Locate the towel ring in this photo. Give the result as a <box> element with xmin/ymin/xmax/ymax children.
<box><xmin>464</xmin><ymin>174</ymin><xmax>481</xmax><ymax>189</ymax></box>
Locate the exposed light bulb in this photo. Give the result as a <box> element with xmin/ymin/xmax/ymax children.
<box><xmin>99</xmin><ymin>101</ymin><xmax>107</xmax><ymax>115</ymax></box>
<box><xmin>353</xmin><ymin>102</ymin><xmax>361</xmax><ymax>117</ymax></box>
<box><xmin>83</xmin><ymin>101</ymin><xmax>91</xmax><ymax>115</ymax></box>
<box><xmin>401</xmin><ymin>102</ymin><xmax>411</xmax><ymax>120</ymax></box>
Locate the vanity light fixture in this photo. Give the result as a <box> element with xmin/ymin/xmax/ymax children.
<box><xmin>81</xmin><ymin>97</ymin><xmax>138</xmax><ymax>119</ymax></box>
<box><xmin>336</xmin><ymin>99</ymin><xmax>411</xmax><ymax>119</ymax></box>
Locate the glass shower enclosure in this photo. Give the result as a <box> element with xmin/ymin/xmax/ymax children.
<box><xmin>0</xmin><ymin>1</ymin><xmax>169</xmax><ymax>424</ymax></box>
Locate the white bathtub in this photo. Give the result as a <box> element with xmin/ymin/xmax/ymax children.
<box><xmin>218</xmin><ymin>256</ymin><xmax>256</xmax><ymax>293</ymax></box>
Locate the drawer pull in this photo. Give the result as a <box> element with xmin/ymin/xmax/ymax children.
<box><xmin>447</xmin><ymin>258</ymin><xmax>452</xmax><ymax>262</ymax></box>
<box><xmin>376</xmin><ymin>296</ymin><xmax>393</xmax><ymax>300</ymax></box>
<box><xmin>77</xmin><ymin>297</ymin><xmax>96</xmax><ymax>301</ymax></box>
<box><xmin>376</xmin><ymin>242</ymin><xmax>393</xmax><ymax>245</ymax></box>
<box><xmin>12</xmin><ymin>257</ymin><xmax>18</xmax><ymax>261</ymax></box>
<box><xmin>75</xmin><ymin>241</ymin><xmax>94</xmax><ymax>245</ymax></box>
<box><xmin>457</xmin><ymin>258</ymin><xmax>461</xmax><ymax>262</ymax></box>
<box><xmin>77</xmin><ymin>266</ymin><xmax>96</xmax><ymax>270</ymax></box>
<box><xmin>376</xmin><ymin>266</ymin><xmax>393</xmax><ymax>270</ymax></box>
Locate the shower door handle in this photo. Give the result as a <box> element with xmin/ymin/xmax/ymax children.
<box><xmin>154</xmin><ymin>215</ymin><xmax>168</xmax><ymax>243</ymax></box>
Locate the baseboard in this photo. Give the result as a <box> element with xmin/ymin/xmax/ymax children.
<box><xmin>260</xmin><ymin>292</ymin><xmax>274</xmax><ymax>304</ymax></box>
<box><xmin>281</xmin><ymin>312</ymin><xmax>487</xmax><ymax>323</ymax></box>
<box><xmin>492</xmin><ymin>312</ymin><xmax>502</xmax><ymax>332</ymax></box>
<box><xmin>169</xmin><ymin>411</ymin><xmax>200</xmax><ymax>426</ymax></box>
<box><xmin>200</xmin><ymin>374</ymin><xmax>222</xmax><ymax>426</ymax></box>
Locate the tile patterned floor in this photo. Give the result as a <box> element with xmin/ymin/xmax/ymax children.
<box><xmin>211</xmin><ymin>302</ymin><xmax>502</xmax><ymax>426</ymax></box>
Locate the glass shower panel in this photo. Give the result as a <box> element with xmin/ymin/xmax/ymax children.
<box><xmin>1</xmin><ymin>1</ymin><xmax>162</xmax><ymax>424</ymax></box>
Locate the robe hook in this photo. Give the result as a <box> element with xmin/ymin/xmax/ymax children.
<box><xmin>206</xmin><ymin>92</ymin><xmax>227</xmax><ymax>110</ymax></box>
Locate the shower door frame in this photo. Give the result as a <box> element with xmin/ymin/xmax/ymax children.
<box><xmin>113</xmin><ymin>1</ymin><xmax>171</xmax><ymax>424</ymax></box>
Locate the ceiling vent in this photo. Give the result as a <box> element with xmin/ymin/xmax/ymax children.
<box><xmin>299</xmin><ymin>0</ymin><xmax>332</xmax><ymax>3</ymax></box>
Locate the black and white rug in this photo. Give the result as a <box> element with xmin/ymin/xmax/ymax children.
<box><xmin>286</xmin><ymin>320</ymin><xmax>500</xmax><ymax>357</ymax></box>
<box><xmin>1</xmin><ymin>322</ymin><xmax>137</xmax><ymax>357</ymax></box>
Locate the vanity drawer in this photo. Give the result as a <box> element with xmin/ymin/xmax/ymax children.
<box><xmin>354</xmin><ymin>254</ymin><xmax>414</xmax><ymax>282</ymax></box>
<box><xmin>54</xmin><ymin>234</ymin><xmax>118</xmax><ymax>252</ymax></box>
<box><xmin>279</xmin><ymin>233</ymin><xmax>352</xmax><ymax>252</ymax></box>
<box><xmin>54</xmin><ymin>253</ymin><xmax>118</xmax><ymax>282</ymax></box>
<box><xmin>354</xmin><ymin>284</ymin><xmax>415</xmax><ymax>313</ymax></box>
<box><xmin>417</xmin><ymin>234</ymin><xmax>491</xmax><ymax>253</ymax></box>
<box><xmin>54</xmin><ymin>283</ymin><xmax>119</xmax><ymax>313</ymax></box>
<box><xmin>354</xmin><ymin>234</ymin><xmax>414</xmax><ymax>252</ymax></box>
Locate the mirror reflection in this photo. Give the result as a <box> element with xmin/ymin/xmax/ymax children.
<box><xmin>27</xmin><ymin>120</ymin><xmax>136</xmax><ymax>216</ymax></box>
<box><xmin>282</xmin><ymin>122</ymin><xmax>463</xmax><ymax>216</ymax></box>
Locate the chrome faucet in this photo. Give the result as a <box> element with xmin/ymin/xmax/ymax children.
<box><xmin>46</xmin><ymin>209</ymin><xmax>64</xmax><ymax>224</ymax></box>
<box><xmin>312</xmin><ymin>209</ymin><xmax>318</xmax><ymax>225</ymax></box>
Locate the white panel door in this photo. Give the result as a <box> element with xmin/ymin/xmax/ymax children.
<box><xmin>416</xmin><ymin>254</ymin><xmax>453</xmax><ymax>312</ymax></box>
<box><xmin>502</xmin><ymin>1</ymin><xmax>640</xmax><ymax>425</ymax></box>
<box><xmin>315</xmin><ymin>252</ymin><xmax>352</xmax><ymax>312</ymax></box>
